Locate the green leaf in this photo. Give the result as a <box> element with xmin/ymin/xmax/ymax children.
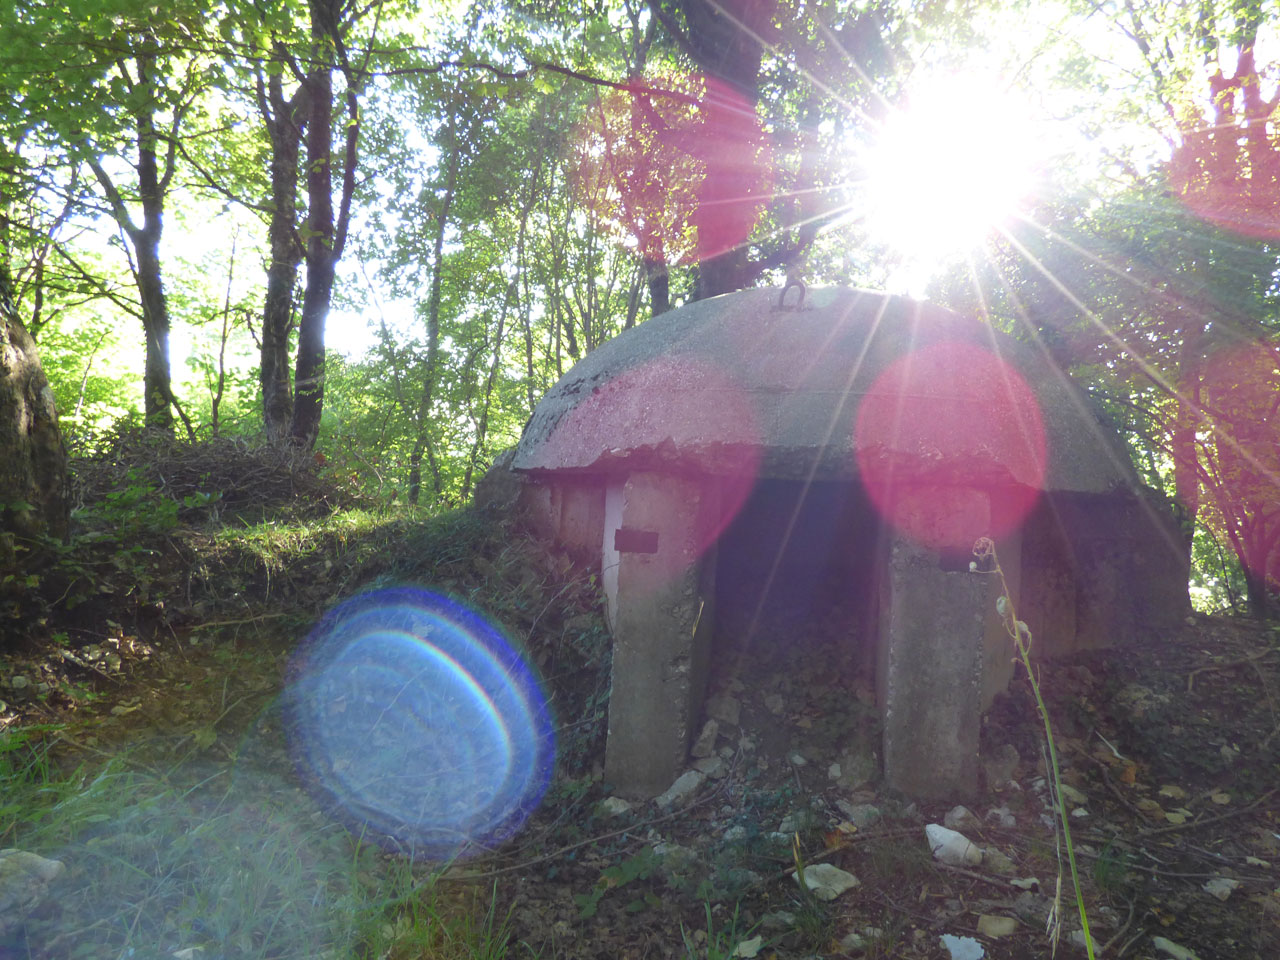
<box><xmin>193</xmin><ymin>726</ymin><xmax>218</xmax><ymax>749</ymax></box>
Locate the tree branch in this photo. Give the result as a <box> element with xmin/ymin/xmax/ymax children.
<box><xmin>84</xmin><ymin>153</ymin><xmax>140</xmax><ymax>238</ymax></box>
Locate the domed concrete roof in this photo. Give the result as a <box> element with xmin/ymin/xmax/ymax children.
<box><xmin>513</xmin><ymin>287</ymin><xmax>1136</xmax><ymax>493</ymax></box>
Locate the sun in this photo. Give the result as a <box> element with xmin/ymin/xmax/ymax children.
<box><xmin>858</xmin><ymin>73</ymin><xmax>1039</xmax><ymax>290</ymax></box>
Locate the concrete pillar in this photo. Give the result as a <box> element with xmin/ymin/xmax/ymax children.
<box><xmin>602</xmin><ymin>472</ymin><xmax>717</xmax><ymax>798</ymax></box>
<box><xmin>876</xmin><ymin>487</ymin><xmax>998</xmax><ymax>799</ymax></box>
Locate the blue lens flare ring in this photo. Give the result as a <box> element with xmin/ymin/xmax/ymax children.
<box><xmin>283</xmin><ymin>587</ymin><xmax>555</xmax><ymax>857</ymax></box>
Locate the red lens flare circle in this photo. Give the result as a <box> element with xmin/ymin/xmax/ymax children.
<box><xmin>1171</xmin><ymin>130</ymin><xmax>1280</xmax><ymax>239</ymax></box>
<box><xmin>854</xmin><ymin>341</ymin><xmax>1048</xmax><ymax>552</ymax></box>
<box><xmin>542</xmin><ymin>355</ymin><xmax>762</xmax><ymax>568</ymax></box>
<box><xmin>569</xmin><ymin>71</ymin><xmax>771</xmax><ymax>266</ymax></box>
<box><xmin>1200</xmin><ymin>340</ymin><xmax>1280</xmax><ymax>588</ymax></box>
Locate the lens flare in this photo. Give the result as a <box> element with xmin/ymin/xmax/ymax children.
<box><xmin>284</xmin><ymin>588</ymin><xmax>554</xmax><ymax>857</ymax></box>
<box><xmin>1199</xmin><ymin>341</ymin><xmax>1280</xmax><ymax>587</ymax></box>
<box><xmin>570</xmin><ymin>71</ymin><xmax>771</xmax><ymax>265</ymax></box>
<box><xmin>541</xmin><ymin>354</ymin><xmax>762</xmax><ymax>561</ymax></box>
<box><xmin>861</xmin><ymin>73</ymin><xmax>1038</xmax><ymax>273</ymax></box>
<box><xmin>1171</xmin><ymin>126</ymin><xmax>1280</xmax><ymax>240</ymax></box>
<box><xmin>855</xmin><ymin>340</ymin><xmax>1047</xmax><ymax>551</ymax></box>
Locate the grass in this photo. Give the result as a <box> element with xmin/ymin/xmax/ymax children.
<box><xmin>861</xmin><ymin>831</ymin><xmax>933</xmax><ymax>887</ymax></box>
<box><xmin>0</xmin><ymin>724</ymin><xmax>521</xmax><ymax>960</ymax></box>
<box><xmin>681</xmin><ymin>900</ymin><xmax>759</xmax><ymax>960</ymax></box>
<box><xmin>974</xmin><ymin>537</ymin><xmax>1094</xmax><ymax>958</ymax></box>
<box><xmin>2</xmin><ymin>500</ymin><xmax>611</xmax><ymax>960</ymax></box>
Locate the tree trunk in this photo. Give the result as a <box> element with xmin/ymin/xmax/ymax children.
<box><xmin>407</xmin><ymin>112</ymin><xmax>460</xmax><ymax>498</ymax></box>
<box><xmin>289</xmin><ymin>9</ymin><xmax>336</xmax><ymax>450</ymax></box>
<box><xmin>672</xmin><ymin>0</ymin><xmax>776</xmax><ymax>301</ymax></box>
<box><xmin>133</xmin><ymin>220</ymin><xmax>173</xmax><ymax>432</ymax></box>
<box><xmin>88</xmin><ymin>102</ymin><xmax>174</xmax><ymax>431</ymax></box>
<box><xmin>1243</xmin><ymin>564</ymin><xmax>1272</xmax><ymax>620</ymax></box>
<box><xmin>289</xmin><ymin>0</ymin><xmax>361</xmax><ymax>450</ymax></box>
<box><xmin>1171</xmin><ymin>323</ymin><xmax>1205</xmax><ymax>554</ymax></box>
<box><xmin>259</xmin><ymin>68</ymin><xmax>306</xmax><ymax>443</ymax></box>
<box><xmin>84</xmin><ymin>53</ymin><xmax>185</xmax><ymax>435</ymax></box>
<box><xmin>0</xmin><ymin>268</ymin><xmax>67</xmax><ymax>566</ymax></box>
<box><xmin>643</xmin><ymin>255</ymin><xmax>669</xmax><ymax>316</ymax></box>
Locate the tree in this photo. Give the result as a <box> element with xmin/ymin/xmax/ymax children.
<box><xmin>0</xmin><ymin>263</ymin><xmax>67</xmax><ymax>569</ymax></box>
<box><xmin>1197</xmin><ymin>339</ymin><xmax>1280</xmax><ymax>617</ymax></box>
<box><xmin>1087</xmin><ymin>0</ymin><xmax>1280</xmax><ymax>535</ymax></box>
<box><xmin>1</xmin><ymin>0</ymin><xmax>214</xmax><ymax>434</ymax></box>
<box><xmin>213</xmin><ymin>0</ymin><xmax>382</xmax><ymax>448</ymax></box>
<box><xmin>256</xmin><ymin>40</ymin><xmax>311</xmax><ymax>443</ymax></box>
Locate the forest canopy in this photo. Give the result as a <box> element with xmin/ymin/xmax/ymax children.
<box><xmin>1</xmin><ymin>0</ymin><xmax>1278</xmax><ymax>614</ymax></box>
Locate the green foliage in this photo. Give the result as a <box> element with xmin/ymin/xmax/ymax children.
<box><xmin>3</xmin><ymin>0</ymin><xmax>1275</xmax><ymax>602</ymax></box>
<box><xmin>1092</xmin><ymin>838</ymin><xmax>1132</xmax><ymax>894</ymax></box>
<box><xmin>975</xmin><ymin>537</ymin><xmax>1095</xmax><ymax>959</ymax></box>
<box><xmin>0</xmin><ymin>731</ymin><xmax>518</xmax><ymax>960</ymax></box>
<box><xmin>681</xmin><ymin>900</ymin><xmax>761</xmax><ymax>960</ymax></box>
<box><xmin>572</xmin><ymin>847</ymin><xmax>658</xmax><ymax>918</ymax></box>
<box><xmin>77</xmin><ymin>467</ymin><xmax>182</xmax><ymax>536</ymax></box>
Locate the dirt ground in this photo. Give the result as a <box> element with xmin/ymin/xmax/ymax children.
<box><xmin>2</xmin><ymin>524</ymin><xmax>1278</xmax><ymax>960</ymax></box>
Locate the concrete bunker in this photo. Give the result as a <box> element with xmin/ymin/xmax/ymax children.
<box><xmin>506</xmin><ymin>287</ymin><xmax>1189</xmax><ymax>800</ymax></box>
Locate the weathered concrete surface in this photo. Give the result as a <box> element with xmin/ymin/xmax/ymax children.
<box><xmin>500</xmin><ymin>285</ymin><xmax>1191</xmax><ymax>803</ymax></box>
<box><xmin>878</xmin><ymin>522</ymin><xmax>997</xmax><ymax>799</ymax></box>
<box><xmin>512</xmin><ymin>287</ymin><xmax>1137</xmax><ymax>494</ymax></box>
<box><xmin>473</xmin><ymin>447</ymin><xmax>521</xmax><ymax>512</ymax></box>
<box><xmin>602</xmin><ymin>472</ymin><xmax>717</xmax><ymax>798</ymax></box>
<box><xmin>1021</xmin><ymin>490</ymin><xmax>1189</xmax><ymax>656</ymax></box>
<box><xmin>516</xmin><ymin>477</ymin><xmax>605</xmax><ymax>563</ymax></box>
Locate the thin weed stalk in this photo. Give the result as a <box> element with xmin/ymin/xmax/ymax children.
<box><xmin>973</xmin><ymin>536</ymin><xmax>1093</xmax><ymax>959</ymax></box>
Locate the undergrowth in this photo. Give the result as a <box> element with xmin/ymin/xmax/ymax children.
<box><xmin>0</xmin><ymin>729</ymin><xmax>523</xmax><ymax>959</ymax></box>
<box><xmin>3</xmin><ymin>440</ymin><xmax>613</xmax><ymax>958</ymax></box>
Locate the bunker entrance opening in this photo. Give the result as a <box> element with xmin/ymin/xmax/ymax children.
<box><xmin>703</xmin><ymin>479</ymin><xmax>885</xmax><ymax>778</ymax></box>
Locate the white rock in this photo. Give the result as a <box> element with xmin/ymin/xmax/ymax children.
<box><xmin>1151</xmin><ymin>936</ymin><xmax>1202</xmax><ymax>960</ymax></box>
<box><xmin>732</xmin><ymin>935</ymin><xmax>763</xmax><ymax>958</ymax></box>
<box><xmin>982</xmin><ymin>848</ymin><xmax>1017</xmax><ymax>876</ymax></box>
<box><xmin>599</xmin><ymin>796</ymin><xmax>633</xmax><ymax>817</ymax></box>
<box><xmin>986</xmin><ymin>806</ymin><xmax>1017</xmax><ymax>828</ymax></box>
<box><xmin>1202</xmin><ymin>876</ymin><xmax>1240</xmax><ymax>901</ymax></box>
<box><xmin>723</xmin><ymin>825</ymin><xmax>749</xmax><ymax>842</ymax></box>
<box><xmin>827</xmin><ymin>762</ymin><xmax>842</xmax><ymax>780</ymax></box>
<box><xmin>707</xmin><ymin>695</ymin><xmax>741</xmax><ymax>726</ymax></box>
<box><xmin>926</xmin><ymin>824</ymin><xmax>983</xmax><ymax>866</ymax></box>
<box><xmin>842</xmin><ymin>925</ymin><xmax>886</xmax><ymax>950</ymax></box>
<box><xmin>655</xmin><ymin>770</ymin><xmax>706</xmax><ymax>809</ymax></box>
<box><xmin>787</xmin><ymin>751</ymin><xmax>807</xmax><ymax>767</ymax></box>
<box><xmin>1069</xmin><ymin>929</ymin><xmax>1101</xmax><ymax>953</ymax></box>
<box><xmin>939</xmin><ymin>933</ymin><xmax>985</xmax><ymax>960</ymax></box>
<box><xmin>793</xmin><ymin>863</ymin><xmax>859</xmax><ymax>901</ymax></box>
<box><xmin>0</xmin><ymin>849</ymin><xmax>66</xmax><ymax>936</ymax></box>
<box><xmin>759</xmin><ymin>910</ymin><xmax>795</xmax><ymax>930</ymax></box>
<box><xmin>0</xmin><ymin>850</ymin><xmax>64</xmax><ymax>884</ymax></box>
<box><xmin>778</xmin><ymin>812</ymin><xmax>805</xmax><ymax>833</ymax></box>
<box><xmin>839</xmin><ymin>931</ymin><xmax>867</xmax><ymax>951</ymax></box>
<box><xmin>1070</xmin><ymin>807</ymin><xmax>1090</xmax><ymax>818</ymax></box>
<box><xmin>1058</xmin><ymin>783</ymin><xmax>1087</xmax><ymax>805</ymax></box>
<box><xmin>693</xmin><ymin>755</ymin><xmax>728</xmax><ymax>778</ymax></box>
<box><xmin>836</xmin><ymin>801</ymin><xmax>882</xmax><ymax>828</ymax></box>
<box><xmin>976</xmin><ymin>915</ymin><xmax>1018</xmax><ymax>937</ymax></box>
<box><xmin>944</xmin><ymin>805</ymin><xmax>978</xmax><ymax>830</ymax></box>
<box><xmin>691</xmin><ymin>719</ymin><xmax>719</xmax><ymax>758</ymax></box>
